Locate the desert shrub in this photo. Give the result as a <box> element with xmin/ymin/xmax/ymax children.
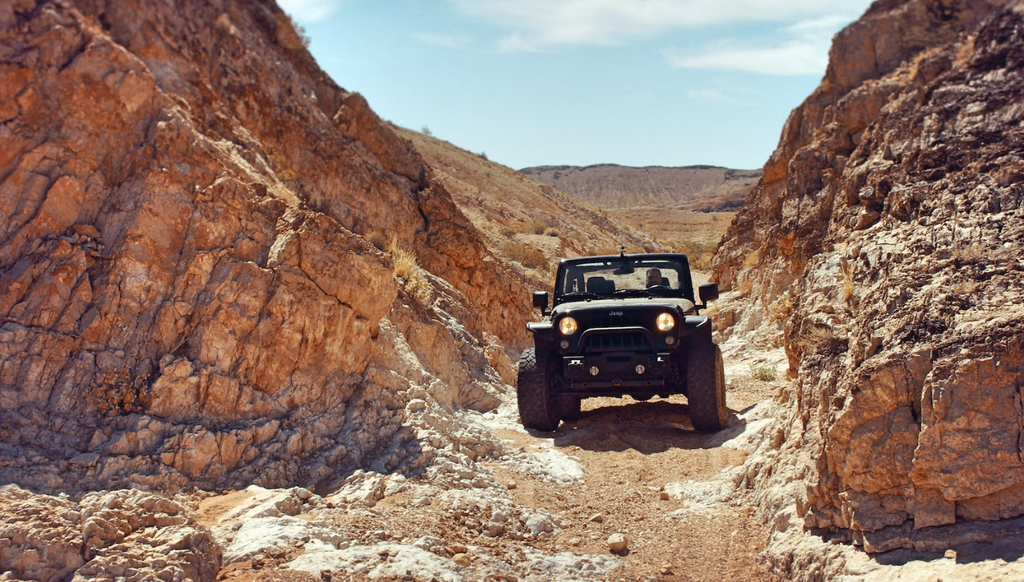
<box><xmin>526</xmin><ymin>217</ymin><xmax>558</xmax><ymax>235</ymax></box>
<box><xmin>544</xmin><ymin>227</ymin><xmax>560</xmax><ymax>237</ymax></box>
<box><xmin>89</xmin><ymin>365</ymin><xmax>151</xmax><ymax>415</ymax></box>
<box><xmin>499</xmin><ymin>226</ymin><xmax>517</xmax><ymax>238</ymax></box>
<box><xmin>504</xmin><ymin>241</ymin><xmax>548</xmax><ymax>270</ymax></box>
<box><xmin>386</xmin><ymin>235</ymin><xmax>418</xmax><ymax>279</ymax></box>
<box><xmin>284</xmin><ymin>13</ymin><xmax>311</xmax><ymax>48</ymax></box>
<box><xmin>841</xmin><ymin>258</ymin><xmax>855</xmax><ymax>302</ymax></box>
<box><xmin>806</xmin><ymin>325</ymin><xmax>849</xmax><ymax>355</ymax></box>
<box><xmin>421</xmin><ymin>125</ymin><xmax>433</xmax><ymax>136</ymax></box>
<box><xmin>367</xmin><ymin>231</ymin><xmax>389</xmax><ymax>251</ymax></box>
<box><xmin>749</xmin><ymin>364</ymin><xmax>777</xmax><ymax>382</ymax></box>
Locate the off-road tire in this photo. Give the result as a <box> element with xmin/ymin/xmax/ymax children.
<box><xmin>517</xmin><ymin>348</ymin><xmax>561</xmax><ymax>431</ymax></box>
<box><xmin>686</xmin><ymin>343</ymin><xmax>727</xmax><ymax>432</ymax></box>
<box><xmin>560</xmin><ymin>396</ymin><xmax>582</xmax><ymax>421</ymax></box>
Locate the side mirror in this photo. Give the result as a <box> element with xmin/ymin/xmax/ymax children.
<box><xmin>699</xmin><ymin>283</ymin><xmax>719</xmax><ymax>304</ymax></box>
<box><xmin>532</xmin><ymin>291</ymin><xmax>549</xmax><ymax>313</ymax></box>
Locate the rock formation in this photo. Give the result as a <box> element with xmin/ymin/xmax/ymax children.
<box><xmin>0</xmin><ymin>0</ymin><xmax>532</xmax><ymax>495</ymax></box>
<box><xmin>713</xmin><ymin>0</ymin><xmax>1024</xmax><ymax>562</ymax></box>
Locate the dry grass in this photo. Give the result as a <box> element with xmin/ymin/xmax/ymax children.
<box><xmin>527</xmin><ymin>217</ymin><xmax>558</xmax><ymax>235</ymax></box>
<box><xmin>841</xmin><ymin>258</ymin><xmax>855</xmax><ymax>302</ymax></box>
<box><xmin>386</xmin><ymin>235</ymin><xmax>418</xmax><ymax>279</ymax></box>
<box><xmin>504</xmin><ymin>241</ymin><xmax>549</xmax><ymax>270</ymax></box>
<box><xmin>375</xmin><ymin>234</ymin><xmax>433</xmax><ymax>308</ymax></box>
<box><xmin>367</xmin><ymin>231</ymin><xmax>389</xmax><ymax>251</ymax></box>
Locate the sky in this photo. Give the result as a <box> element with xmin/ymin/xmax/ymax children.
<box><xmin>281</xmin><ymin>0</ymin><xmax>875</xmax><ymax>171</ymax></box>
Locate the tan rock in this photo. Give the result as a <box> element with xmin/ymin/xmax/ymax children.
<box><xmin>607</xmin><ymin>533</ymin><xmax>629</xmax><ymax>553</ymax></box>
<box><xmin>0</xmin><ymin>0</ymin><xmax>532</xmax><ymax>497</ymax></box>
<box><xmin>712</xmin><ymin>0</ymin><xmax>1024</xmax><ymax>573</ymax></box>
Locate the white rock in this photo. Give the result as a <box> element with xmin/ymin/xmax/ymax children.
<box><xmin>525</xmin><ymin>509</ymin><xmax>555</xmax><ymax>535</ymax></box>
<box><xmin>607</xmin><ymin>533</ymin><xmax>629</xmax><ymax>553</ymax></box>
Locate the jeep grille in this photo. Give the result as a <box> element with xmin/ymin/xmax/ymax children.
<box><xmin>584</xmin><ymin>331</ymin><xmax>649</xmax><ymax>352</ymax></box>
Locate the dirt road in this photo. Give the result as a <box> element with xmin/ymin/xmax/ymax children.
<box><xmin>202</xmin><ymin>343</ymin><xmax>785</xmax><ymax>582</ymax></box>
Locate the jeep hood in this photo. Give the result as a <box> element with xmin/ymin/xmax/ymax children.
<box><xmin>551</xmin><ymin>297</ymin><xmax>695</xmax><ymax>316</ymax></box>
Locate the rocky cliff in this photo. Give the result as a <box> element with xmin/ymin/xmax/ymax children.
<box><xmin>713</xmin><ymin>0</ymin><xmax>1024</xmax><ymax>563</ymax></box>
<box><xmin>0</xmin><ymin>0</ymin><xmax>533</xmax><ymax>495</ymax></box>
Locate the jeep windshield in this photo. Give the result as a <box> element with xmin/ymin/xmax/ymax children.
<box><xmin>555</xmin><ymin>255</ymin><xmax>695</xmax><ymax>304</ymax></box>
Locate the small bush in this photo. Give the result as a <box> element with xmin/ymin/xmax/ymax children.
<box><xmin>284</xmin><ymin>13</ymin><xmax>311</xmax><ymax>48</ymax></box>
<box><xmin>544</xmin><ymin>227</ymin><xmax>560</xmax><ymax>237</ymax></box>
<box><xmin>386</xmin><ymin>235</ymin><xmax>417</xmax><ymax>279</ymax></box>
<box><xmin>421</xmin><ymin>125</ymin><xmax>433</xmax><ymax>137</ymax></box>
<box><xmin>525</xmin><ymin>217</ymin><xmax>562</xmax><ymax>236</ymax></box>
<box><xmin>89</xmin><ymin>366</ymin><xmax>151</xmax><ymax>415</ymax></box>
<box><xmin>367</xmin><ymin>231</ymin><xmax>389</xmax><ymax>251</ymax></box>
<box><xmin>504</xmin><ymin>241</ymin><xmax>548</xmax><ymax>270</ymax></box>
<box><xmin>499</xmin><ymin>226</ymin><xmax>517</xmax><ymax>238</ymax></box>
<box><xmin>749</xmin><ymin>364</ymin><xmax>777</xmax><ymax>382</ymax></box>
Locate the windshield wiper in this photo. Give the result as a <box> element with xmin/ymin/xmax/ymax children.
<box><xmin>612</xmin><ymin>289</ymin><xmax>648</xmax><ymax>297</ymax></box>
<box><xmin>560</xmin><ymin>292</ymin><xmax>600</xmax><ymax>301</ymax></box>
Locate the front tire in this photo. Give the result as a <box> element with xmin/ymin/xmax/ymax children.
<box><xmin>517</xmin><ymin>348</ymin><xmax>561</xmax><ymax>431</ymax></box>
<box><xmin>686</xmin><ymin>343</ymin><xmax>728</xmax><ymax>432</ymax></box>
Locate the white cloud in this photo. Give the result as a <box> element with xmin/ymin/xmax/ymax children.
<box><xmin>448</xmin><ymin>0</ymin><xmax>871</xmax><ymax>50</ymax></box>
<box><xmin>667</xmin><ymin>16</ymin><xmax>850</xmax><ymax>76</ymax></box>
<box><xmin>671</xmin><ymin>42</ymin><xmax>826</xmax><ymax>76</ymax></box>
<box><xmin>415</xmin><ymin>33</ymin><xmax>473</xmax><ymax>50</ymax></box>
<box><xmin>278</xmin><ymin>0</ymin><xmax>342</xmax><ymax>23</ymax></box>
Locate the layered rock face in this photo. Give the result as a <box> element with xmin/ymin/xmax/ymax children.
<box><xmin>0</xmin><ymin>0</ymin><xmax>530</xmax><ymax>493</ymax></box>
<box><xmin>714</xmin><ymin>0</ymin><xmax>1024</xmax><ymax>551</ymax></box>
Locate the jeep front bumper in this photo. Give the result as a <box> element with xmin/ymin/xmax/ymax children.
<box><xmin>563</xmin><ymin>352</ymin><xmax>673</xmax><ymax>391</ymax></box>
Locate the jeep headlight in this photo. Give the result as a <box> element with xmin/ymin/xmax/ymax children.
<box><xmin>558</xmin><ymin>316</ymin><xmax>578</xmax><ymax>336</ymax></box>
<box><xmin>656</xmin><ymin>312</ymin><xmax>675</xmax><ymax>332</ymax></box>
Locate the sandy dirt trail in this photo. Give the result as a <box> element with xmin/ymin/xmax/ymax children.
<box><xmin>201</xmin><ymin>337</ymin><xmax>786</xmax><ymax>582</ymax></box>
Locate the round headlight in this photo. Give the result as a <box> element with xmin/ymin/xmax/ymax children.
<box><xmin>558</xmin><ymin>316</ymin><xmax>578</xmax><ymax>336</ymax></box>
<box><xmin>656</xmin><ymin>312</ymin><xmax>675</xmax><ymax>332</ymax></box>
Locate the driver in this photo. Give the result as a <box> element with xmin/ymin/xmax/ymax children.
<box><xmin>645</xmin><ymin>268</ymin><xmax>663</xmax><ymax>288</ymax></box>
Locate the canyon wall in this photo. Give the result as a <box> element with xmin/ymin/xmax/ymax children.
<box><xmin>714</xmin><ymin>0</ymin><xmax>1024</xmax><ymax>555</ymax></box>
<box><xmin>0</xmin><ymin>0</ymin><xmax>531</xmax><ymax>493</ymax></box>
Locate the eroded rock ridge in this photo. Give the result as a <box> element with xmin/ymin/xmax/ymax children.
<box><xmin>714</xmin><ymin>0</ymin><xmax>1024</xmax><ymax>558</ymax></box>
<box><xmin>0</xmin><ymin>0</ymin><xmax>530</xmax><ymax>495</ymax></box>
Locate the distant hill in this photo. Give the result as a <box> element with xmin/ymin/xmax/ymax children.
<box><xmin>519</xmin><ymin>164</ymin><xmax>761</xmax><ymax>212</ymax></box>
<box><xmin>392</xmin><ymin>126</ymin><xmax>657</xmax><ymax>285</ymax></box>
<box><xmin>518</xmin><ymin>163</ymin><xmax>761</xmax><ymax>269</ymax></box>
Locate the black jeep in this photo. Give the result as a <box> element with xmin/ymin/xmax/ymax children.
<box><xmin>517</xmin><ymin>250</ymin><xmax>727</xmax><ymax>432</ymax></box>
